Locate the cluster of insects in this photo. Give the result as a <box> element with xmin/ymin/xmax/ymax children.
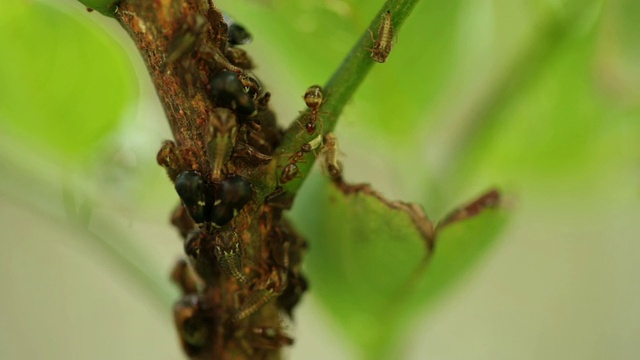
<box><xmin>132</xmin><ymin>1</ymin><xmax>408</xmax><ymax>358</ymax></box>
<box><xmin>152</xmin><ymin>4</ymin><xmax>335</xmax><ymax>358</ymax></box>
<box><xmin>111</xmin><ymin>1</ymin><xmax>500</xmax><ymax>358</ymax></box>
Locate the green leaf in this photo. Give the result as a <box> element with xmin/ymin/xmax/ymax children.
<box><xmin>420</xmin><ymin>0</ymin><xmax>612</xmax><ymax>199</ymax></box>
<box><xmin>0</xmin><ymin>0</ymin><xmax>174</xmax><ymax>330</ymax></box>
<box><xmin>400</xmin><ymin>207</ymin><xmax>508</xmax><ymax>320</ymax></box>
<box><xmin>291</xmin><ymin>173</ymin><xmax>507</xmax><ymax>359</ymax></box>
<box><xmin>0</xmin><ymin>0</ymin><xmax>135</xmax><ymax>165</ymax></box>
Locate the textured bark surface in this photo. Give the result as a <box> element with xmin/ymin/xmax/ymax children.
<box><xmin>114</xmin><ymin>1</ymin><xmax>306</xmax><ymax>359</ymax></box>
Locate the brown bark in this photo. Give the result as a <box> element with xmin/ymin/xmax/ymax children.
<box><xmin>114</xmin><ymin>1</ymin><xmax>306</xmax><ymax>359</ymax></box>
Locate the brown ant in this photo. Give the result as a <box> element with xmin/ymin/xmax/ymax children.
<box><xmin>279</xmin><ymin>163</ymin><xmax>301</xmax><ymax>185</ymax></box>
<box><xmin>300</xmin><ymin>85</ymin><xmax>325</xmax><ymax>134</ymax></box>
<box><xmin>369</xmin><ymin>10</ymin><xmax>394</xmax><ymax>63</ymax></box>
<box><xmin>279</xmin><ymin>135</ymin><xmax>322</xmax><ymax>184</ymax></box>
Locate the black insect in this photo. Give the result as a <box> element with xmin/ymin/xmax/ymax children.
<box><xmin>210</xmin><ymin>71</ymin><xmax>255</xmax><ymax>116</ymax></box>
<box><xmin>211</xmin><ymin>175</ymin><xmax>253</xmax><ymax>226</ymax></box>
<box><xmin>175</xmin><ymin>171</ymin><xmax>210</xmax><ymax>225</ymax></box>
<box><xmin>228</xmin><ymin>23</ymin><xmax>252</xmax><ymax>46</ymax></box>
<box><xmin>277</xmin><ymin>273</ymin><xmax>308</xmax><ymax>318</ymax></box>
<box><xmin>219</xmin><ymin>175</ymin><xmax>253</xmax><ymax>209</ymax></box>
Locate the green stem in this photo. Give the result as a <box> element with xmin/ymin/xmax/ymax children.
<box><xmin>76</xmin><ymin>0</ymin><xmax>119</xmax><ymax>16</ymax></box>
<box><xmin>274</xmin><ymin>0</ymin><xmax>422</xmax><ymax>196</ymax></box>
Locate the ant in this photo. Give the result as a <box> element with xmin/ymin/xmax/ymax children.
<box><xmin>300</xmin><ymin>85</ymin><xmax>325</xmax><ymax>134</ymax></box>
<box><xmin>279</xmin><ymin>135</ymin><xmax>323</xmax><ymax>184</ymax></box>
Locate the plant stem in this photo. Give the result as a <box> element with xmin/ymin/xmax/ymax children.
<box><xmin>76</xmin><ymin>0</ymin><xmax>119</xmax><ymax>16</ymax></box>
<box><xmin>274</xmin><ymin>0</ymin><xmax>422</xmax><ymax>197</ymax></box>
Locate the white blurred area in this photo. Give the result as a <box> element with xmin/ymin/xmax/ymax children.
<box><xmin>2</xmin><ymin>184</ymin><xmax>640</xmax><ymax>360</ymax></box>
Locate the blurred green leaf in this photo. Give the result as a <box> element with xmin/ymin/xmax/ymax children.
<box><xmin>427</xmin><ymin>1</ymin><xmax>608</xmax><ymax>191</ymax></box>
<box><xmin>0</xmin><ymin>0</ymin><xmax>172</xmax><ymax>321</ymax></box>
<box><xmin>0</xmin><ymin>0</ymin><xmax>135</xmax><ymax>165</ymax></box>
<box><xmin>292</xmin><ymin>173</ymin><xmax>507</xmax><ymax>359</ymax></box>
<box><xmin>400</xmin><ymin>207</ymin><xmax>508</xmax><ymax>319</ymax></box>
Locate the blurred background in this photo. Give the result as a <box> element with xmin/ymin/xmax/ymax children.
<box><xmin>0</xmin><ymin>0</ymin><xmax>639</xmax><ymax>359</ymax></box>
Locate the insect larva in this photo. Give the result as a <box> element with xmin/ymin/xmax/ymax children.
<box><xmin>214</xmin><ymin>229</ymin><xmax>248</xmax><ymax>284</ymax></box>
<box><xmin>370</xmin><ymin>10</ymin><xmax>394</xmax><ymax>63</ymax></box>
<box><xmin>206</xmin><ymin>108</ymin><xmax>237</xmax><ymax>182</ymax></box>
<box><xmin>322</xmin><ymin>132</ymin><xmax>341</xmax><ymax>178</ymax></box>
<box><xmin>233</xmin><ymin>288</ymin><xmax>274</xmax><ymax>321</ymax></box>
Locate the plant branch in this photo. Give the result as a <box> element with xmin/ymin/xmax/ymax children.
<box><xmin>273</xmin><ymin>0</ymin><xmax>422</xmax><ymax>197</ymax></box>
<box><xmin>77</xmin><ymin>0</ymin><xmax>119</xmax><ymax>16</ymax></box>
